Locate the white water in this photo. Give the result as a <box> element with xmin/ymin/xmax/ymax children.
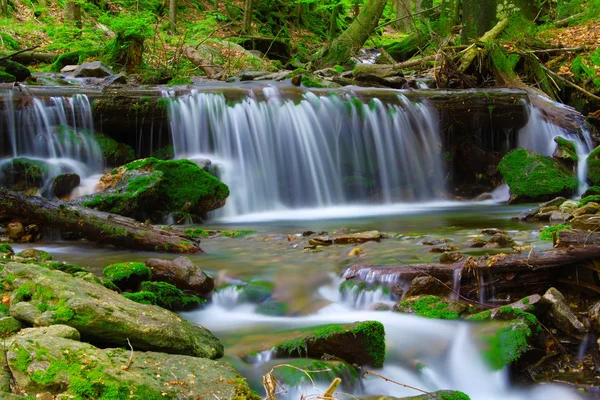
<box><xmin>0</xmin><ymin>90</ymin><xmax>104</xmax><ymax>192</ymax></box>
<box><xmin>167</xmin><ymin>87</ymin><xmax>445</xmax><ymax>218</ymax></box>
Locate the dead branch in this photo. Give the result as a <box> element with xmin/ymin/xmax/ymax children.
<box><xmin>361</xmin><ymin>370</ymin><xmax>429</xmax><ymax>394</ymax></box>
<box><xmin>0</xmin><ymin>45</ymin><xmax>41</xmax><ymax>63</ymax></box>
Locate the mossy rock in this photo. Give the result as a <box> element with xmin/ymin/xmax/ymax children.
<box><xmin>103</xmin><ymin>262</ymin><xmax>151</xmax><ymax>290</ymax></box>
<box><xmin>0</xmin><ymin>316</ymin><xmax>23</xmax><ymax>336</ymax></box>
<box><xmin>0</xmin><ymin>70</ymin><xmax>16</xmax><ymax>82</ymax></box>
<box><xmin>123</xmin><ymin>290</ymin><xmax>158</xmax><ymax>305</ymax></box>
<box><xmin>587</xmin><ymin>146</ymin><xmax>600</xmax><ymax>185</ymax></box>
<box><xmin>256</xmin><ymin>301</ymin><xmax>288</xmax><ymax>316</ymax></box>
<box><xmin>498</xmin><ymin>148</ymin><xmax>578</xmax><ymax>202</ymax></box>
<box><xmin>0</xmin><ymin>157</ymin><xmax>49</xmax><ymax>192</ymax></box>
<box><xmin>37</xmin><ymin>261</ymin><xmax>87</xmax><ymax>275</ymax></box>
<box><xmin>7</xmin><ymin>333</ymin><xmax>254</xmax><ymax>399</ymax></box>
<box><xmin>553</xmin><ymin>136</ymin><xmax>579</xmax><ymax>163</ymax></box>
<box><xmin>0</xmin><ymin>60</ymin><xmax>30</xmax><ymax>81</ymax></box>
<box><xmin>0</xmin><ymin>244</ymin><xmax>14</xmax><ymax>257</ymax></box>
<box><xmin>392</xmin><ymin>295</ymin><xmax>468</xmax><ymax>320</ymax></box>
<box><xmin>582</xmin><ymin>186</ymin><xmax>600</xmax><ymax>198</ymax></box>
<box><xmin>17</xmin><ymin>249</ymin><xmax>52</xmax><ymax>262</ymax></box>
<box><xmin>2</xmin><ymin>262</ymin><xmax>223</xmax><ymax>358</ymax></box>
<box><xmin>139</xmin><ymin>281</ymin><xmax>204</xmax><ymax>310</ymax></box>
<box><xmin>362</xmin><ymin>390</ymin><xmax>471</xmax><ymax>399</ymax></box>
<box><xmin>95</xmin><ymin>134</ymin><xmax>136</xmax><ymax>167</ymax></box>
<box><xmin>273</xmin><ymin>321</ymin><xmax>386</xmax><ymax>367</ymax></box>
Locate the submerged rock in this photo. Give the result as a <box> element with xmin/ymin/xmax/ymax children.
<box><xmin>145</xmin><ymin>256</ymin><xmax>214</xmax><ymax>296</ymax></box>
<box><xmin>308</xmin><ymin>230</ymin><xmax>383</xmax><ymax>246</ymax></box>
<box><xmin>2</xmin><ymin>262</ymin><xmax>223</xmax><ymax>358</ymax></box>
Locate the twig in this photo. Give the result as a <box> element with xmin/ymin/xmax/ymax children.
<box><xmin>375</xmin><ymin>5</ymin><xmax>441</xmax><ymax>30</ymax></box>
<box><xmin>536</xmin><ymin>60</ymin><xmax>600</xmax><ymax>102</ymax></box>
<box><xmin>361</xmin><ymin>370</ymin><xmax>429</xmax><ymax>394</ymax></box>
<box><xmin>124</xmin><ymin>338</ymin><xmax>134</xmax><ymax>370</ymax></box>
<box><xmin>0</xmin><ymin>45</ymin><xmax>41</xmax><ymax>62</ymax></box>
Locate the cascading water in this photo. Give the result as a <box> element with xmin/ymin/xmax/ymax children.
<box><xmin>167</xmin><ymin>87</ymin><xmax>445</xmax><ymax>218</ymax></box>
<box><xmin>0</xmin><ymin>90</ymin><xmax>103</xmax><ymax>193</ymax></box>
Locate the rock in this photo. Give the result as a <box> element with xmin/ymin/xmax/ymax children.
<box><xmin>6</xmin><ymin>222</ymin><xmax>24</xmax><ymax>241</ymax></box>
<box><xmin>309</xmin><ymin>231</ymin><xmax>382</xmax><ymax>246</ymax></box>
<box><xmin>348</xmin><ymin>247</ymin><xmax>364</xmax><ymax>256</ymax></box>
<box><xmin>573</xmin><ymin>202</ymin><xmax>600</xmax><ymax>217</ymax></box>
<box><xmin>17</xmin><ymin>248</ymin><xmax>52</xmax><ymax>262</ymax></box>
<box><xmin>499</xmin><ymin>148</ymin><xmax>577</xmax><ymax>202</ymax></box>
<box><xmin>74</xmin><ymin>61</ymin><xmax>113</xmax><ymax>77</ymax></box>
<box><xmin>590</xmin><ymin>301</ymin><xmax>600</xmax><ymax>334</ymax></box>
<box><xmin>273</xmin><ymin>321</ymin><xmax>385</xmax><ymax>367</ymax></box>
<box><xmin>422</xmin><ymin>238</ymin><xmax>452</xmax><ymax>245</ymax></box>
<box><xmin>0</xmin><ymin>157</ymin><xmax>48</xmax><ymax>193</ymax></box>
<box><xmin>0</xmin><ymin>243</ymin><xmax>14</xmax><ymax>257</ymax></box>
<box><xmin>239</xmin><ymin>69</ymin><xmax>268</xmax><ymax>80</ymax></box>
<box><xmin>486</xmin><ymin>233</ymin><xmax>516</xmax><ymax>248</ymax></box>
<box><xmin>59</xmin><ymin>65</ymin><xmax>78</xmax><ymax>73</ymax></box>
<box><xmin>393</xmin><ymin>296</ymin><xmax>468</xmax><ymax>319</ymax></box>
<box><xmin>571</xmin><ymin>214</ymin><xmax>600</xmax><ymax>231</ymax></box>
<box><xmin>481</xmin><ymin>228</ymin><xmax>506</xmax><ymax>235</ymax></box>
<box><xmin>439</xmin><ymin>252</ymin><xmax>464</xmax><ymax>263</ymax></box>
<box><xmin>0</xmin><ymin>60</ymin><xmax>31</xmax><ymax>81</ymax></box>
<box><xmin>256</xmin><ymin>301</ymin><xmax>288</xmax><ymax>316</ymax></box>
<box><xmin>103</xmin><ymin>262</ymin><xmax>151</xmax><ymax>290</ymax></box>
<box><xmin>405</xmin><ymin>276</ymin><xmax>451</xmax><ymax>297</ymax></box>
<box><xmin>3</xmin><ymin>262</ymin><xmax>223</xmax><ymax>358</ymax></box>
<box><xmin>138</xmin><ymin>281</ymin><xmax>204</xmax><ymax>311</ymax></box>
<box><xmin>217</xmin><ymin>280</ymin><xmax>274</xmax><ymax>303</ymax></box>
<box><xmin>533</xmin><ymin>211</ymin><xmax>554</xmax><ymax>221</ymax></box>
<box><xmin>6</xmin><ymin>334</ymin><xmax>256</xmax><ymax>399</ymax></box>
<box><xmin>541</xmin><ymin>287</ymin><xmax>588</xmax><ymax>338</ymax></box>
<box><xmin>253</xmin><ymin>70</ymin><xmax>292</xmax><ymax>81</ymax></box>
<box><xmin>429</xmin><ymin>244</ymin><xmax>460</xmax><ymax>253</ymax></box>
<box><xmin>549</xmin><ymin>211</ymin><xmax>569</xmax><ymax>224</ymax></box>
<box><xmin>552</xmin><ymin>136</ymin><xmax>579</xmax><ymax>166</ymax></box>
<box><xmin>559</xmin><ymin>200</ymin><xmax>579</xmax><ymax>214</ymax></box>
<box><xmin>94</xmin><ymin>134</ymin><xmax>136</xmax><ymax>167</ymax></box>
<box><xmin>582</xmin><ymin>186</ymin><xmax>600</xmax><ymax>198</ymax></box>
<box><xmin>103</xmin><ymin>73</ymin><xmax>128</xmax><ymax>84</ymax></box>
<box><xmin>51</xmin><ymin>173</ymin><xmax>80</xmax><ymax>198</ymax></box>
<box><xmin>516</xmin><ymin>197</ymin><xmax>568</xmax><ymax>220</ymax></box>
<box><xmin>19</xmin><ymin>325</ymin><xmax>81</xmax><ymax>341</ymax></box>
<box><xmin>0</xmin><ymin>316</ymin><xmax>23</xmax><ymax>336</ymax></box>
<box><xmin>145</xmin><ymin>256</ymin><xmax>214</xmax><ymax>296</ymax></box>
<box><xmin>469</xmin><ymin>238</ymin><xmax>487</xmax><ymax>248</ymax></box>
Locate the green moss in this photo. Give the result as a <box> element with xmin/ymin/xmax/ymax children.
<box><xmin>0</xmin><ymin>304</ymin><xmax>9</xmax><ymax>315</ymax></box>
<box><xmin>0</xmin><ymin>244</ymin><xmax>14</xmax><ymax>254</ymax></box>
<box><xmin>353</xmin><ymin>321</ymin><xmax>386</xmax><ymax>368</ymax></box>
<box><xmin>587</xmin><ymin>146</ymin><xmax>600</xmax><ymax>185</ymax></box>
<box><xmin>14</xmin><ymin>346</ymin><xmax>32</xmax><ymax>372</ymax></box>
<box><xmin>103</xmin><ymin>262</ymin><xmax>151</xmax><ymax>284</ymax></box>
<box><xmin>400</xmin><ymin>296</ymin><xmax>461</xmax><ymax>320</ymax></box>
<box><xmin>439</xmin><ymin>392</ymin><xmax>471</xmax><ymax>400</ymax></box>
<box><xmin>256</xmin><ymin>301</ymin><xmax>288</xmax><ymax>316</ymax></box>
<box><xmin>498</xmin><ymin>148</ymin><xmax>578</xmax><ymax>199</ymax></box>
<box><xmin>300</xmin><ymin>75</ymin><xmax>325</xmax><ymax>88</ymax></box>
<box><xmin>332</xmin><ymin>65</ymin><xmax>345</xmax><ymax>73</ymax></box>
<box><xmin>582</xmin><ymin>186</ymin><xmax>600</xmax><ymax>198</ymax></box>
<box><xmin>0</xmin><ymin>70</ymin><xmax>16</xmax><ymax>82</ymax></box>
<box><xmin>539</xmin><ymin>224</ymin><xmax>571</xmax><ymax>240</ymax></box>
<box><xmin>554</xmin><ymin>137</ymin><xmax>579</xmax><ymax>162</ymax></box>
<box><xmin>183</xmin><ymin>228</ymin><xmax>211</xmax><ymax>237</ymax></box>
<box><xmin>579</xmin><ymin>195</ymin><xmax>600</xmax><ymax>207</ymax></box>
<box><xmin>483</xmin><ymin>320</ymin><xmax>532</xmax><ymax>370</ymax></box>
<box><xmin>52</xmin><ymin>300</ymin><xmax>75</xmax><ymax>323</ymax></box>
<box><xmin>238</xmin><ymin>280</ymin><xmax>274</xmax><ymax>303</ymax></box>
<box><xmin>139</xmin><ymin>281</ymin><xmax>204</xmax><ymax>310</ymax></box>
<box><xmin>122</xmin><ymin>291</ymin><xmax>157</xmax><ymax>305</ymax></box>
<box><xmin>38</xmin><ymin>261</ymin><xmax>88</xmax><ymax>274</ymax></box>
<box><xmin>220</xmin><ymin>230</ymin><xmax>257</xmax><ymax>238</ymax></box>
<box><xmin>467</xmin><ymin>310</ymin><xmax>492</xmax><ymax>321</ymax></box>
<box><xmin>94</xmin><ymin>134</ymin><xmax>135</xmax><ymax>166</ymax></box>
<box><xmin>522</xmin><ymin>297</ymin><xmax>530</xmax><ymax>305</ymax></box>
<box><xmin>13</xmin><ymin>282</ymin><xmax>35</xmax><ymax>303</ymax></box>
<box><xmin>102</xmin><ymin>278</ymin><xmax>120</xmax><ymax>291</ymax></box>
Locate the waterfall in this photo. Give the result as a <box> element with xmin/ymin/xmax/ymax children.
<box><xmin>0</xmin><ymin>90</ymin><xmax>103</xmax><ymax>191</ymax></box>
<box><xmin>167</xmin><ymin>87</ymin><xmax>445</xmax><ymax>218</ymax></box>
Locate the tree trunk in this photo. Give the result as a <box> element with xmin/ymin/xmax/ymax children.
<box><xmin>169</xmin><ymin>0</ymin><xmax>176</xmax><ymax>33</ymax></box>
<box><xmin>328</xmin><ymin>4</ymin><xmax>341</xmax><ymax>40</ymax></box>
<box><xmin>242</xmin><ymin>0</ymin><xmax>253</xmax><ymax>33</ymax></box>
<box><xmin>395</xmin><ymin>0</ymin><xmax>413</xmax><ymax>32</ymax></box>
<box><xmin>462</xmin><ymin>0</ymin><xmax>533</xmax><ymax>43</ymax></box>
<box><xmin>458</xmin><ymin>17</ymin><xmax>509</xmax><ymax>73</ymax></box>
<box><xmin>64</xmin><ymin>1</ymin><xmax>82</xmax><ymax>29</ymax></box>
<box><xmin>317</xmin><ymin>0</ymin><xmax>388</xmax><ymax>67</ymax></box>
<box><xmin>0</xmin><ymin>189</ymin><xmax>203</xmax><ymax>253</ymax></box>
<box><xmin>1</xmin><ymin>0</ymin><xmax>8</xmax><ymax>16</ymax></box>
<box><xmin>441</xmin><ymin>0</ymin><xmax>460</xmax><ymax>25</ymax></box>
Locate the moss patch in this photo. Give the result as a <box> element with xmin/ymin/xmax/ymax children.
<box><xmin>123</xmin><ymin>291</ymin><xmax>158</xmax><ymax>305</ymax></box>
<box><xmin>394</xmin><ymin>295</ymin><xmax>463</xmax><ymax>320</ymax></box>
<box><xmin>140</xmin><ymin>281</ymin><xmax>204</xmax><ymax>310</ymax></box>
<box><xmin>539</xmin><ymin>224</ymin><xmax>571</xmax><ymax>240</ymax></box>
<box><xmin>103</xmin><ymin>262</ymin><xmax>151</xmax><ymax>289</ymax></box>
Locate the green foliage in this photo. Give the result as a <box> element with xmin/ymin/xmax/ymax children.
<box><xmin>140</xmin><ymin>281</ymin><xmax>203</xmax><ymax>310</ymax></box>
<box><xmin>539</xmin><ymin>224</ymin><xmax>571</xmax><ymax>240</ymax></box>
<box><xmin>0</xmin><ymin>70</ymin><xmax>15</xmax><ymax>82</ymax></box>
<box><xmin>122</xmin><ymin>291</ymin><xmax>158</xmax><ymax>305</ymax></box>
<box><xmin>0</xmin><ymin>244</ymin><xmax>14</xmax><ymax>255</ymax></box>
<box><xmin>52</xmin><ymin>302</ymin><xmax>75</xmax><ymax>323</ymax></box>
<box><xmin>572</xmin><ymin>50</ymin><xmax>600</xmax><ymax>88</ymax></box>
<box><xmin>554</xmin><ymin>136</ymin><xmax>579</xmax><ymax>161</ymax></box>
<box><xmin>220</xmin><ymin>230</ymin><xmax>257</xmax><ymax>238</ymax></box>
<box><xmin>100</xmin><ymin>13</ymin><xmax>154</xmax><ymax>41</ymax></box>
<box><xmin>0</xmin><ymin>32</ymin><xmax>20</xmax><ymax>50</ymax></box>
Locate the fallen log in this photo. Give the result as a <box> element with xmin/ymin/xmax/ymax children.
<box><xmin>182</xmin><ymin>45</ymin><xmax>221</xmax><ymax>77</ymax></box>
<box><xmin>458</xmin><ymin>18</ymin><xmax>509</xmax><ymax>73</ymax></box>
<box><xmin>0</xmin><ymin>188</ymin><xmax>203</xmax><ymax>253</ymax></box>
<box><xmin>352</xmin><ymin>55</ymin><xmax>438</xmax><ymax>78</ymax></box>
<box><xmin>0</xmin><ymin>50</ymin><xmax>58</xmax><ymax>65</ymax></box>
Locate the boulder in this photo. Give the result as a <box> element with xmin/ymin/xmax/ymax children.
<box><xmin>73</xmin><ymin>61</ymin><xmax>113</xmax><ymax>77</ymax></box>
<box><xmin>392</xmin><ymin>296</ymin><xmax>468</xmax><ymax>319</ymax></box>
<box><xmin>559</xmin><ymin>200</ymin><xmax>578</xmax><ymax>214</ymax></box>
<box><xmin>103</xmin><ymin>262</ymin><xmax>151</xmax><ymax>290</ymax></box>
<box><xmin>570</xmin><ymin>214</ymin><xmax>600</xmax><ymax>231</ymax></box>
<box><xmin>19</xmin><ymin>325</ymin><xmax>81</xmax><ymax>341</ymax></box>
<box><xmin>0</xmin><ymin>316</ymin><xmax>23</xmax><ymax>336</ymax></box>
<box><xmin>0</xmin><ymin>60</ymin><xmax>31</xmax><ymax>81</ymax></box>
<box><xmin>6</xmin><ymin>222</ymin><xmax>24</xmax><ymax>241</ymax></box>
<box><xmin>541</xmin><ymin>287</ymin><xmax>588</xmax><ymax>338</ymax></box>
<box><xmin>573</xmin><ymin>202</ymin><xmax>600</xmax><ymax>217</ymax></box>
<box><xmin>549</xmin><ymin>211</ymin><xmax>569</xmax><ymax>224</ymax></box>
<box><xmin>16</xmin><ymin>248</ymin><xmax>52</xmax><ymax>262</ymax></box>
<box><xmin>3</xmin><ymin>262</ymin><xmax>223</xmax><ymax>358</ymax></box>
<box><xmin>0</xmin><ymin>157</ymin><xmax>48</xmax><ymax>193</ymax></box>
<box><xmin>498</xmin><ymin>149</ymin><xmax>578</xmax><ymax>202</ymax></box>
<box><xmin>6</xmin><ymin>334</ymin><xmax>257</xmax><ymax>399</ymax></box>
<box><xmin>405</xmin><ymin>276</ymin><xmax>451</xmax><ymax>297</ymax></box>
<box><xmin>516</xmin><ymin>197</ymin><xmax>567</xmax><ymax>221</ymax></box>
<box><xmin>51</xmin><ymin>173</ymin><xmax>80</xmax><ymax>198</ymax></box>
<box><xmin>485</xmin><ymin>233</ymin><xmax>516</xmax><ymax>248</ymax></box>
<box><xmin>552</xmin><ymin>136</ymin><xmax>579</xmax><ymax>166</ymax></box>
<box><xmin>145</xmin><ymin>256</ymin><xmax>214</xmax><ymax>296</ymax></box>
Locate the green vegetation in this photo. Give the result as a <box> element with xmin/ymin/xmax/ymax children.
<box><xmin>140</xmin><ymin>281</ymin><xmax>204</xmax><ymax>310</ymax></box>
<box><xmin>396</xmin><ymin>296</ymin><xmax>462</xmax><ymax>320</ymax></box>
<box><xmin>103</xmin><ymin>262</ymin><xmax>151</xmax><ymax>289</ymax></box>
<box><xmin>539</xmin><ymin>224</ymin><xmax>571</xmax><ymax>240</ymax></box>
<box><xmin>554</xmin><ymin>136</ymin><xmax>579</xmax><ymax>162</ymax></box>
<box><xmin>123</xmin><ymin>291</ymin><xmax>158</xmax><ymax>305</ymax></box>
<box><xmin>0</xmin><ymin>244</ymin><xmax>14</xmax><ymax>255</ymax></box>
<box><xmin>95</xmin><ymin>134</ymin><xmax>136</xmax><ymax>166</ymax></box>
<box><xmin>256</xmin><ymin>301</ymin><xmax>288</xmax><ymax>316</ymax></box>
<box><xmin>482</xmin><ymin>319</ymin><xmax>533</xmax><ymax>370</ymax></box>
<box><xmin>579</xmin><ymin>195</ymin><xmax>600</xmax><ymax>206</ymax></box>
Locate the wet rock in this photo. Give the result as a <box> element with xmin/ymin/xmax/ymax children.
<box><xmin>391</xmin><ymin>284</ymin><xmax>405</xmax><ymax>297</ymax></box>
<box><xmin>60</xmin><ymin>65</ymin><xmax>78</xmax><ymax>73</ymax></box>
<box><xmin>145</xmin><ymin>256</ymin><xmax>214</xmax><ymax>296</ymax></box>
<box><xmin>272</xmin><ymin>321</ymin><xmax>386</xmax><ymax>367</ymax></box>
<box><xmin>7</xmin><ymin>334</ymin><xmax>255</xmax><ymax>399</ymax></box>
<box><xmin>516</xmin><ymin>197</ymin><xmax>567</xmax><ymax>221</ymax></box>
<box><xmin>573</xmin><ymin>202</ymin><xmax>600</xmax><ymax>217</ymax></box>
<box><xmin>553</xmin><ymin>136</ymin><xmax>579</xmax><ymax>165</ymax></box>
<box><xmin>393</xmin><ymin>295</ymin><xmax>468</xmax><ymax>319</ymax></box>
<box><xmin>428</xmin><ymin>244</ymin><xmax>460</xmax><ymax>253</ymax></box>
<box><xmin>590</xmin><ymin>301</ymin><xmax>600</xmax><ymax>334</ymax></box>
<box><xmin>239</xmin><ymin>69</ymin><xmax>268</xmax><ymax>81</ymax></box>
<box><xmin>486</xmin><ymin>233</ymin><xmax>516</xmax><ymax>248</ymax></box>
<box><xmin>371</xmin><ymin>303</ymin><xmax>391</xmax><ymax>311</ymax></box>
<box><xmin>302</xmin><ymin>231</ymin><xmax>315</xmax><ymax>236</ymax></box>
<box><xmin>51</xmin><ymin>173</ymin><xmax>80</xmax><ymax>198</ymax></box>
<box><xmin>348</xmin><ymin>247</ymin><xmax>364</xmax><ymax>256</ymax></box>
<box><xmin>559</xmin><ymin>200</ymin><xmax>579</xmax><ymax>214</ymax></box>
<box><xmin>95</xmin><ymin>134</ymin><xmax>135</xmax><ymax>167</ymax></box>
<box><xmin>308</xmin><ymin>231</ymin><xmax>382</xmax><ymax>246</ymax></box>
<box><xmin>541</xmin><ymin>287</ymin><xmax>588</xmax><ymax>338</ymax></box>
<box><xmin>571</xmin><ymin>214</ymin><xmax>600</xmax><ymax>231</ymax></box>
<box><xmin>422</xmin><ymin>238</ymin><xmax>452</xmax><ymax>245</ymax></box>
<box><xmin>74</xmin><ymin>61</ymin><xmax>112</xmax><ymax>77</ymax></box>
<box><xmin>405</xmin><ymin>276</ymin><xmax>451</xmax><ymax>297</ymax></box>
<box><xmin>439</xmin><ymin>252</ymin><xmax>464</xmax><ymax>263</ymax></box>
<box><xmin>539</xmin><ymin>206</ymin><xmax>559</xmax><ymax>213</ymax></box>
<box><xmin>16</xmin><ymin>248</ymin><xmax>52</xmax><ymax>262</ymax></box>
<box><xmin>469</xmin><ymin>238</ymin><xmax>487</xmax><ymax>248</ymax></box>
<box><xmin>3</xmin><ymin>262</ymin><xmax>223</xmax><ymax>358</ymax></box>
<box><xmin>533</xmin><ymin>211</ymin><xmax>554</xmax><ymax>221</ymax></box>
<box><xmin>103</xmin><ymin>73</ymin><xmax>127</xmax><ymax>85</ymax></box>
<box><xmin>254</xmin><ymin>70</ymin><xmax>292</xmax><ymax>81</ymax></box>
<box><xmin>499</xmin><ymin>149</ymin><xmax>577</xmax><ymax>202</ymax></box>
<box><xmin>0</xmin><ymin>60</ymin><xmax>31</xmax><ymax>81</ymax></box>
<box><xmin>481</xmin><ymin>228</ymin><xmax>506</xmax><ymax>235</ymax></box>
<box><xmin>7</xmin><ymin>221</ymin><xmax>24</xmax><ymax>241</ymax></box>
<box><xmin>549</xmin><ymin>211</ymin><xmax>569</xmax><ymax>224</ymax></box>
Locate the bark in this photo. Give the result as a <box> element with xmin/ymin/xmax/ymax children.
<box><xmin>169</xmin><ymin>0</ymin><xmax>176</xmax><ymax>32</ymax></box>
<box><xmin>0</xmin><ymin>189</ymin><xmax>203</xmax><ymax>253</ymax></box>
<box><xmin>462</xmin><ymin>0</ymin><xmax>533</xmax><ymax>42</ymax></box>
<box><xmin>458</xmin><ymin>17</ymin><xmax>509</xmax><ymax>73</ymax></box>
<box><xmin>242</xmin><ymin>0</ymin><xmax>253</xmax><ymax>33</ymax></box>
<box><xmin>1</xmin><ymin>0</ymin><xmax>7</xmax><ymax>16</ymax></box>
<box><xmin>441</xmin><ymin>0</ymin><xmax>460</xmax><ymax>25</ymax></box>
<box><xmin>317</xmin><ymin>0</ymin><xmax>388</xmax><ymax>67</ymax></box>
<box><xmin>395</xmin><ymin>0</ymin><xmax>412</xmax><ymax>32</ymax></box>
<box><xmin>64</xmin><ymin>1</ymin><xmax>82</xmax><ymax>29</ymax></box>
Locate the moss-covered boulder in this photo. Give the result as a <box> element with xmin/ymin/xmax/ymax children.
<box><xmin>392</xmin><ymin>295</ymin><xmax>469</xmax><ymax>320</ymax></box>
<box><xmin>139</xmin><ymin>281</ymin><xmax>204</xmax><ymax>310</ymax></box>
<box><xmin>2</xmin><ymin>262</ymin><xmax>223</xmax><ymax>358</ymax></box>
<box><xmin>0</xmin><ymin>70</ymin><xmax>16</xmax><ymax>82</ymax></box>
<box><xmin>95</xmin><ymin>134</ymin><xmax>136</xmax><ymax>167</ymax></box>
<box><xmin>0</xmin><ymin>60</ymin><xmax>30</xmax><ymax>81</ymax></box>
<box><xmin>76</xmin><ymin>169</ymin><xmax>163</xmax><ymax>218</ymax></box>
<box><xmin>552</xmin><ymin>136</ymin><xmax>579</xmax><ymax>165</ymax></box>
<box><xmin>0</xmin><ymin>157</ymin><xmax>49</xmax><ymax>194</ymax></box>
<box><xmin>582</xmin><ymin>186</ymin><xmax>600</xmax><ymax>198</ymax></box>
<box><xmin>587</xmin><ymin>146</ymin><xmax>600</xmax><ymax>185</ymax></box>
<box><xmin>0</xmin><ymin>244</ymin><xmax>14</xmax><ymax>258</ymax></box>
<box><xmin>145</xmin><ymin>256</ymin><xmax>214</xmax><ymax>296</ymax></box>
<box><xmin>80</xmin><ymin>158</ymin><xmax>229</xmax><ymax>220</ymax></box>
<box><xmin>103</xmin><ymin>262</ymin><xmax>151</xmax><ymax>290</ymax></box>
<box><xmin>498</xmin><ymin>148</ymin><xmax>578</xmax><ymax>202</ymax></box>
<box><xmin>7</xmin><ymin>334</ymin><xmax>257</xmax><ymax>399</ymax></box>
<box><xmin>16</xmin><ymin>249</ymin><xmax>52</xmax><ymax>262</ymax></box>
